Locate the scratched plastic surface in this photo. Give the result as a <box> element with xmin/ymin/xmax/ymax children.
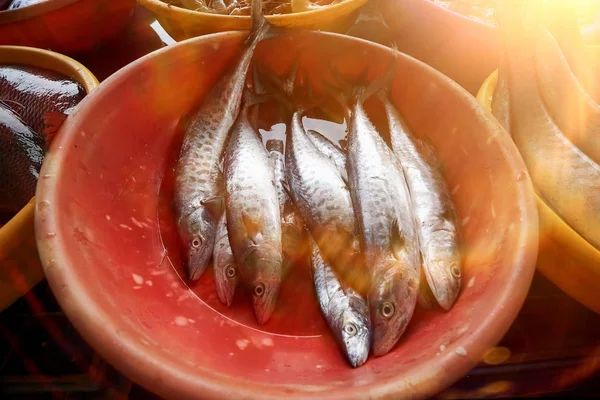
<box><xmin>0</xmin><ymin>64</ymin><xmax>86</xmax><ymax>136</ymax></box>
<box><xmin>35</xmin><ymin>31</ymin><xmax>538</xmax><ymax>399</ymax></box>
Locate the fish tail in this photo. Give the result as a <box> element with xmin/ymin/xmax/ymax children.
<box><xmin>357</xmin><ymin>48</ymin><xmax>397</xmax><ymax>104</ymax></box>
<box><xmin>246</xmin><ymin>0</ymin><xmax>281</xmax><ymax>47</ymax></box>
<box><xmin>255</xmin><ymin>56</ymin><xmax>302</xmax><ymax>114</ymax></box>
<box><xmin>266</xmin><ymin>139</ymin><xmax>284</xmax><ymax>153</ymax></box>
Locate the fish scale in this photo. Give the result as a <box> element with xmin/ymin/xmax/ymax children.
<box><xmin>310</xmin><ymin>237</ymin><xmax>371</xmax><ymax>368</ymax></box>
<box><xmin>347</xmin><ymin>98</ymin><xmax>420</xmax><ymax>357</ymax></box>
<box><xmin>0</xmin><ymin>104</ymin><xmax>44</xmax><ymax>211</ymax></box>
<box><xmin>224</xmin><ymin>101</ymin><xmax>282</xmax><ymax>325</ymax></box>
<box><xmin>380</xmin><ymin>91</ymin><xmax>462</xmax><ymax>311</ymax></box>
<box><xmin>0</xmin><ymin>65</ymin><xmax>85</xmax><ymax>136</ymax></box>
<box><xmin>174</xmin><ymin>0</ymin><xmax>274</xmax><ymax>281</ymax></box>
<box><xmin>285</xmin><ymin>111</ymin><xmax>362</xmax><ymax>274</ymax></box>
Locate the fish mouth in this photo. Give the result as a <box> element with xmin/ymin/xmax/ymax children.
<box><xmin>215</xmin><ymin>278</ymin><xmax>235</xmax><ymax>307</ymax></box>
<box><xmin>371</xmin><ymin>312</ymin><xmax>409</xmax><ymax>357</ymax></box>
<box><xmin>251</xmin><ymin>284</ymin><xmax>280</xmax><ymax>325</ymax></box>
<box><xmin>344</xmin><ymin>334</ymin><xmax>370</xmax><ymax>368</ymax></box>
<box><xmin>188</xmin><ymin>243</ymin><xmax>214</xmax><ymax>281</ymax></box>
<box><xmin>426</xmin><ymin>261</ymin><xmax>461</xmax><ymax>311</ymax></box>
<box><xmin>369</xmin><ymin>279</ymin><xmax>418</xmax><ymax>357</ymax></box>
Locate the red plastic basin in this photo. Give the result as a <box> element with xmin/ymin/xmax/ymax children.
<box><xmin>35</xmin><ymin>31</ymin><xmax>539</xmax><ymax>399</ymax></box>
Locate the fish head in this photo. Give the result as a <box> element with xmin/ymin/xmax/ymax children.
<box><xmin>213</xmin><ymin>247</ymin><xmax>237</xmax><ymax>307</ymax></box>
<box><xmin>369</xmin><ymin>261</ymin><xmax>418</xmax><ymax>357</ymax></box>
<box><xmin>426</xmin><ymin>250</ymin><xmax>462</xmax><ymax>311</ymax></box>
<box><xmin>183</xmin><ymin>208</ymin><xmax>218</xmax><ymax>281</ymax></box>
<box><xmin>244</xmin><ymin>246</ymin><xmax>283</xmax><ymax>325</ymax></box>
<box><xmin>338</xmin><ymin>290</ymin><xmax>371</xmax><ymax>368</ymax></box>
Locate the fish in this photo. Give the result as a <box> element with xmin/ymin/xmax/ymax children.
<box><xmin>213</xmin><ymin>212</ymin><xmax>238</xmax><ymax>307</ymax></box>
<box><xmin>0</xmin><ymin>65</ymin><xmax>85</xmax><ymax>138</ymax></box>
<box><xmin>497</xmin><ymin>1</ymin><xmax>600</xmax><ymax>249</ymax></box>
<box><xmin>260</xmin><ymin>64</ymin><xmax>366</xmax><ymax>294</ymax></box>
<box><xmin>173</xmin><ymin>0</ymin><xmax>276</xmax><ymax>281</ymax></box>
<box><xmin>224</xmin><ymin>91</ymin><xmax>282</xmax><ymax>325</ymax></box>
<box><xmin>0</xmin><ymin>102</ymin><xmax>44</xmax><ymax>212</ymax></box>
<box><xmin>309</xmin><ymin>236</ymin><xmax>371</xmax><ymax>368</ymax></box>
<box><xmin>306</xmin><ymin>129</ymin><xmax>348</xmax><ymax>182</ymax></box>
<box><xmin>266</xmin><ymin>139</ymin><xmax>308</xmax><ymax>269</ymax></box>
<box><xmin>6</xmin><ymin>0</ymin><xmax>46</xmax><ymax>10</ymax></box>
<box><xmin>342</xmin><ymin>65</ymin><xmax>420</xmax><ymax>356</ymax></box>
<box><xmin>325</xmin><ymin>61</ymin><xmax>449</xmax><ymax>315</ymax></box>
<box><xmin>379</xmin><ymin>90</ymin><xmax>462</xmax><ymax>311</ymax></box>
<box><xmin>535</xmin><ymin>28</ymin><xmax>600</xmax><ymax>165</ymax></box>
<box><xmin>266</xmin><ymin>139</ymin><xmax>288</xmax><ymax>217</ymax></box>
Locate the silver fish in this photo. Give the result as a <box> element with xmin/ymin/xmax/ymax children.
<box><xmin>258</xmin><ymin>63</ymin><xmax>366</xmax><ymax>292</ymax></box>
<box><xmin>379</xmin><ymin>91</ymin><xmax>462</xmax><ymax>311</ymax></box>
<box><xmin>174</xmin><ymin>0</ymin><xmax>274</xmax><ymax>281</ymax></box>
<box><xmin>213</xmin><ymin>212</ymin><xmax>237</xmax><ymax>307</ymax></box>
<box><xmin>285</xmin><ymin>109</ymin><xmax>366</xmax><ymax>293</ymax></box>
<box><xmin>224</xmin><ymin>95</ymin><xmax>282</xmax><ymax>325</ymax></box>
<box><xmin>266</xmin><ymin>139</ymin><xmax>288</xmax><ymax>216</ymax></box>
<box><xmin>310</xmin><ymin>236</ymin><xmax>370</xmax><ymax>368</ymax></box>
<box><xmin>267</xmin><ymin>139</ymin><xmax>308</xmax><ymax>270</ymax></box>
<box><xmin>346</xmin><ymin>88</ymin><xmax>420</xmax><ymax>357</ymax></box>
<box><xmin>306</xmin><ymin>129</ymin><xmax>348</xmax><ymax>182</ymax></box>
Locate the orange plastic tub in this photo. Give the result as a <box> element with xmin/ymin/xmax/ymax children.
<box><xmin>36</xmin><ymin>31</ymin><xmax>538</xmax><ymax>398</ymax></box>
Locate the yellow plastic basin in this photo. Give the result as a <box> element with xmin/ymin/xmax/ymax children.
<box><xmin>137</xmin><ymin>0</ymin><xmax>368</xmax><ymax>41</ymax></box>
<box><xmin>476</xmin><ymin>64</ymin><xmax>600</xmax><ymax>315</ymax></box>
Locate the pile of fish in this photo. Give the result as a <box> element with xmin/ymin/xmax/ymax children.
<box><xmin>0</xmin><ymin>0</ymin><xmax>47</xmax><ymax>11</ymax></box>
<box><xmin>0</xmin><ymin>65</ymin><xmax>85</xmax><ymax>215</ymax></box>
<box><xmin>493</xmin><ymin>2</ymin><xmax>600</xmax><ymax>250</ymax></box>
<box><xmin>174</xmin><ymin>0</ymin><xmax>462</xmax><ymax>367</ymax></box>
<box><xmin>174</xmin><ymin>0</ymin><xmax>341</xmax><ymax>16</ymax></box>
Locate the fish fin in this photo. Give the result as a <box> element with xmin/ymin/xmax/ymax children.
<box><xmin>246</xmin><ymin>0</ymin><xmax>267</xmax><ymax>46</ymax></box>
<box><xmin>322</xmin><ymin>79</ymin><xmax>350</xmax><ymax>121</ymax></box>
<box><xmin>266</xmin><ymin>139</ymin><xmax>284</xmax><ymax>154</ymax></box>
<box><xmin>335</xmin><ymin>159</ymin><xmax>349</xmax><ymax>185</ymax></box>
<box><xmin>243</xmin><ymin>87</ymin><xmax>270</xmax><ymax>108</ymax></box>
<box><xmin>307</xmin><ymin>129</ymin><xmax>343</xmax><ymax>152</ymax></box>
<box><xmin>43</xmin><ymin>112</ymin><xmax>68</xmax><ymax>146</ymax></box>
<box><xmin>246</xmin><ymin>0</ymin><xmax>282</xmax><ymax>46</ymax></box>
<box><xmin>358</xmin><ymin>51</ymin><xmax>397</xmax><ymax>103</ymax></box>
<box><xmin>390</xmin><ymin>218</ymin><xmax>406</xmax><ymax>257</ymax></box>
<box><xmin>201</xmin><ymin>196</ymin><xmax>224</xmax><ymax>217</ymax></box>
<box><xmin>281</xmin><ymin>179</ymin><xmax>293</xmax><ymax>199</ymax></box>
<box><xmin>252</xmin><ymin>61</ymin><xmax>267</xmax><ymax>95</ymax></box>
<box><xmin>417</xmin><ymin>267</ymin><xmax>437</xmax><ymax>310</ymax></box>
<box><xmin>242</xmin><ymin>211</ymin><xmax>263</xmax><ymax>241</ymax></box>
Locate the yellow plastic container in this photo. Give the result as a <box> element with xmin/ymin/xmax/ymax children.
<box><xmin>137</xmin><ymin>0</ymin><xmax>368</xmax><ymax>41</ymax></box>
<box><xmin>476</xmin><ymin>64</ymin><xmax>600</xmax><ymax>315</ymax></box>
<box><xmin>0</xmin><ymin>46</ymin><xmax>98</xmax><ymax>312</ymax></box>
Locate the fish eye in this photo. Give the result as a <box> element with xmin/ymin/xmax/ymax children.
<box><xmin>254</xmin><ymin>283</ymin><xmax>265</xmax><ymax>297</ymax></box>
<box><xmin>381</xmin><ymin>302</ymin><xmax>395</xmax><ymax>318</ymax></box>
<box><xmin>226</xmin><ymin>265</ymin><xmax>236</xmax><ymax>278</ymax></box>
<box><xmin>451</xmin><ymin>266</ymin><xmax>461</xmax><ymax>279</ymax></box>
<box><xmin>343</xmin><ymin>323</ymin><xmax>358</xmax><ymax>337</ymax></box>
<box><xmin>191</xmin><ymin>237</ymin><xmax>202</xmax><ymax>248</ymax></box>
